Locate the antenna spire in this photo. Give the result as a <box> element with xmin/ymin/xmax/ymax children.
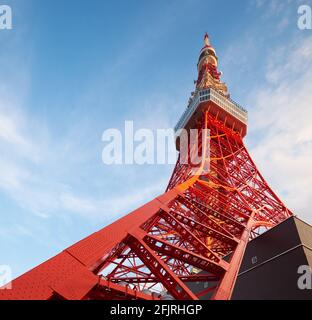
<box><xmin>204</xmin><ymin>32</ymin><xmax>210</xmax><ymax>46</ymax></box>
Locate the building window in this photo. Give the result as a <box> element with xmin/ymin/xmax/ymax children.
<box><xmin>251</xmin><ymin>256</ymin><xmax>258</xmax><ymax>265</ymax></box>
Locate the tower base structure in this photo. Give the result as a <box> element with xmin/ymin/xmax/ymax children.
<box><xmin>186</xmin><ymin>216</ymin><xmax>312</xmax><ymax>300</ymax></box>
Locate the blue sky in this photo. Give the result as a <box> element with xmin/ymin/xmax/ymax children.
<box><xmin>0</xmin><ymin>0</ymin><xmax>312</xmax><ymax>278</ymax></box>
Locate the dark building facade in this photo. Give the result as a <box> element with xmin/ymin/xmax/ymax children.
<box><xmin>186</xmin><ymin>217</ymin><xmax>312</xmax><ymax>300</ymax></box>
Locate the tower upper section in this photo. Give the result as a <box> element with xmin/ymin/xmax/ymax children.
<box><xmin>196</xmin><ymin>33</ymin><xmax>229</xmax><ymax>96</ymax></box>
<box><xmin>175</xmin><ymin>34</ymin><xmax>248</xmax><ymax>140</ymax></box>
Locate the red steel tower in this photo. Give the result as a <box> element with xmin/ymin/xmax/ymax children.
<box><xmin>0</xmin><ymin>34</ymin><xmax>292</xmax><ymax>300</ymax></box>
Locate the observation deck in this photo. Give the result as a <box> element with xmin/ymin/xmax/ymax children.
<box><xmin>175</xmin><ymin>88</ymin><xmax>248</xmax><ymax>140</ymax></box>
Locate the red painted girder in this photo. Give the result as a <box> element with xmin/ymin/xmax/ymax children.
<box><xmin>143</xmin><ymin>234</ymin><xmax>228</xmax><ymax>276</ymax></box>
<box><xmin>169</xmin><ymin>210</ymin><xmax>239</xmax><ymax>247</ymax></box>
<box><xmin>176</xmin><ymin>194</ymin><xmax>244</xmax><ymax>236</ymax></box>
<box><xmin>109</xmin><ymin>274</ymin><xmax>219</xmax><ymax>284</ymax></box>
<box><xmin>159</xmin><ymin>209</ymin><xmax>222</xmax><ymax>261</ymax></box>
<box><xmin>125</xmin><ymin>233</ymin><xmax>198</xmax><ymax>300</ymax></box>
<box><xmin>91</xmin><ymin>278</ymin><xmax>160</xmax><ymax>300</ymax></box>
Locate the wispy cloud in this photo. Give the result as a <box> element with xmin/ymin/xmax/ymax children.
<box><xmin>252</xmin><ymin>0</ymin><xmax>295</xmax><ymax>14</ymax></box>
<box><xmin>248</xmin><ymin>35</ymin><xmax>312</xmax><ymax>223</ymax></box>
<box><xmin>0</xmin><ymin>90</ymin><xmax>169</xmax><ymax>223</ymax></box>
<box><xmin>218</xmin><ymin>0</ymin><xmax>312</xmax><ymax>223</ymax></box>
<box><xmin>59</xmin><ymin>179</ymin><xmax>167</xmax><ymax>221</ymax></box>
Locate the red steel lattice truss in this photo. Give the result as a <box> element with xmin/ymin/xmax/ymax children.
<box><xmin>0</xmin><ymin>34</ymin><xmax>292</xmax><ymax>300</ymax></box>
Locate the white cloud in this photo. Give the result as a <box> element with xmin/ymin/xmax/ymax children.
<box><xmin>247</xmin><ymin>36</ymin><xmax>312</xmax><ymax>223</ymax></box>
<box><xmin>250</xmin><ymin>0</ymin><xmax>298</xmax><ymax>36</ymax></box>
<box><xmin>0</xmin><ymin>97</ymin><xmax>167</xmax><ymax>222</ymax></box>
<box><xmin>59</xmin><ymin>176</ymin><xmax>167</xmax><ymax>221</ymax></box>
<box><xmin>252</xmin><ymin>0</ymin><xmax>295</xmax><ymax>14</ymax></box>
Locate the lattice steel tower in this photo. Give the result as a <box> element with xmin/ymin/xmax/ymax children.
<box><xmin>0</xmin><ymin>34</ymin><xmax>292</xmax><ymax>300</ymax></box>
